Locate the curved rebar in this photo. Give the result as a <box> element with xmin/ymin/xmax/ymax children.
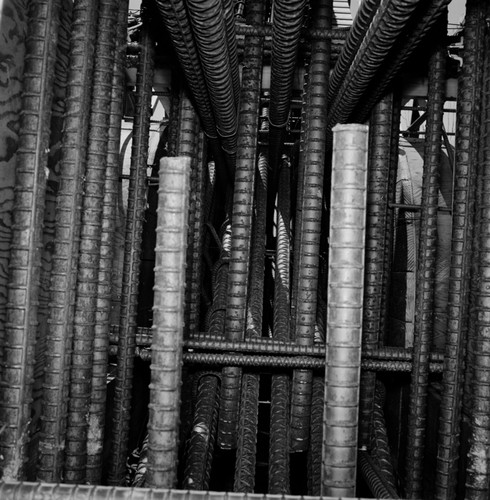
<box><xmin>218</xmin><ymin>0</ymin><xmax>265</xmax><ymax>449</ymax></box>
<box><xmin>290</xmin><ymin>0</ymin><xmax>331</xmax><ymax>452</ymax></box>
<box><xmin>269</xmin><ymin>156</ymin><xmax>292</xmax><ymax>493</ymax></box>
<box><xmin>63</xmin><ymin>0</ymin><xmax>117</xmax><ymax>482</ymax></box>
<box><xmin>146</xmin><ymin>157</ymin><xmax>191</xmax><ymax>488</ymax></box>
<box><xmin>359</xmin><ymin>95</ymin><xmax>393</xmax><ymax>449</ymax></box>
<box><xmin>404</xmin><ymin>18</ymin><xmax>446</xmax><ymax>499</ymax></box>
<box><xmin>0</xmin><ymin>0</ymin><xmax>61</xmax><ymax>480</ymax></box>
<box><xmin>107</xmin><ymin>22</ymin><xmax>155</xmax><ymax>485</ymax></box>
<box><xmin>322</xmin><ymin>124</ymin><xmax>369</xmax><ymax>497</ymax></box>
<box><xmin>326</xmin><ymin>0</ymin><xmax>422</xmax><ymax>128</ymax></box>
<box><xmin>37</xmin><ymin>0</ymin><xmax>99</xmax><ymax>482</ymax></box>
<box><xmin>358</xmin><ymin>451</ymin><xmax>400</xmax><ymax>499</ymax></box>
<box><xmin>465</xmin><ymin>5</ymin><xmax>490</xmax><ymax>497</ymax></box>
<box><xmin>221</xmin><ymin>0</ymin><xmax>240</xmax><ymax>111</ymax></box>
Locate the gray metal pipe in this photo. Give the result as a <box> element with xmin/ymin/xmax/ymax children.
<box><xmin>322</xmin><ymin>124</ymin><xmax>369</xmax><ymax>497</ymax></box>
<box><xmin>146</xmin><ymin>156</ymin><xmax>191</xmax><ymax>488</ymax></box>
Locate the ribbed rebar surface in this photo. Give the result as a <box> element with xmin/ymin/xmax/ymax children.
<box><xmin>404</xmin><ymin>17</ymin><xmax>446</xmax><ymax>498</ymax></box>
<box><xmin>63</xmin><ymin>0</ymin><xmax>117</xmax><ymax>482</ymax></box>
<box><xmin>435</xmin><ymin>1</ymin><xmax>485</xmax><ymax>497</ymax></box>
<box><xmin>290</xmin><ymin>0</ymin><xmax>331</xmax><ymax>452</ymax></box>
<box><xmin>37</xmin><ymin>0</ymin><xmax>99</xmax><ymax>482</ymax></box>
<box><xmin>465</xmin><ymin>3</ymin><xmax>490</xmax><ymax>496</ymax></box>
<box><xmin>107</xmin><ymin>22</ymin><xmax>155</xmax><ymax>485</ymax></box>
<box><xmin>322</xmin><ymin>124</ymin><xmax>368</xmax><ymax>497</ymax></box>
<box><xmin>0</xmin><ymin>0</ymin><xmax>60</xmax><ymax>480</ymax></box>
<box><xmin>147</xmin><ymin>157</ymin><xmax>190</xmax><ymax>488</ymax></box>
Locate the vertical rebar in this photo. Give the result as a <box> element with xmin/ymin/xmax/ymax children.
<box><xmin>269</xmin><ymin>156</ymin><xmax>291</xmax><ymax>493</ymax></box>
<box><xmin>290</xmin><ymin>0</ymin><xmax>331</xmax><ymax>452</ymax></box>
<box><xmin>218</xmin><ymin>0</ymin><xmax>265</xmax><ymax>450</ymax></box>
<box><xmin>435</xmin><ymin>1</ymin><xmax>485</xmax><ymax>497</ymax></box>
<box><xmin>146</xmin><ymin>156</ymin><xmax>191</xmax><ymax>488</ymax></box>
<box><xmin>322</xmin><ymin>123</ymin><xmax>368</xmax><ymax>497</ymax></box>
<box><xmin>86</xmin><ymin>0</ymin><xmax>128</xmax><ymax>484</ymax></box>
<box><xmin>359</xmin><ymin>94</ymin><xmax>393</xmax><ymax>449</ymax></box>
<box><xmin>308</xmin><ymin>376</ymin><xmax>324</xmax><ymax>495</ymax></box>
<box><xmin>37</xmin><ymin>0</ymin><xmax>99</xmax><ymax>481</ymax></box>
<box><xmin>107</xmin><ymin>20</ymin><xmax>155</xmax><ymax>485</ymax></box>
<box><xmin>465</xmin><ymin>4</ymin><xmax>490</xmax><ymax>497</ymax></box>
<box><xmin>63</xmin><ymin>0</ymin><xmax>117</xmax><ymax>482</ymax></box>
<box><xmin>404</xmin><ymin>17</ymin><xmax>446</xmax><ymax>499</ymax></box>
<box><xmin>0</xmin><ymin>0</ymin><xmax>60</xmax><ymax>480</ymax></box>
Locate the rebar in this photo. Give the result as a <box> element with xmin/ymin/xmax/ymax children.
<box><xmin>218</xmin><ymin>0</ymin><xmax>265</xmax><ymax>450</ymax></box>
<box><xmin>307</xmin><ymin>376</ymin><xmax>324</xmax><ymax>495</ymax></box>
<box><xmin>465</xmin><ymin>3</ymin><xmax>490</xmax><ymax>496</ymax></box>
<box><xmin>63</xmin><ymin>0</ymin><xmax>117</xmax><ymax>482</ymax></box>
<box><xmin>146</xmin><ymin>157</ymin><xmax>191</xmax><ymax>488</ymax></box>
<box><xmin>404</xmin><ymin>17</ymin><xmax>446</xmax><ymax>498</ymax></box>
<box><xmin>85</xmin><ymin>5</ymin><xmax>127</xmax><ymax>481</ymax></box>
<box><xmin>359</xmin><ymin>94</ymin><xmax>393</xmax><ymax>449</ymax></box>
<box><xmin>435</xmin><ymin>1</ymin><xmax>485</xmax><ymax>497</ymax></box>
<box><xmin>0</xmin><ymin>0</ymin><xmax>61</xmax><ymax>480</ymax></box>
<box><xmin>107</xmin><ymin>21</ymin><xmax>155</xmax><ymax>485</ymax></box>
<box><xmin>322</xmin><ymin>124</ymin><xmax>369</xmax><ymax>497</ymax></box>
<box><xmin>358</xmin><ymin>451</ymin><xmax>400</xmax><ymax>499</ymax></box>
<box><xmin>37</xmin><ymin>0</ymin><xmax>99</xmax><ymax>481</ymax></box>
<box><xmin>290</xmin><ymin>0</ymin><xmax>331</xmax><ymax>452</ymax></box>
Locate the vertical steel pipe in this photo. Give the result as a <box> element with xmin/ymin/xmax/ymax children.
<box><xmin>465</xmin><ymin>5</ymin><xmax>490</xmax><ymax>496</ymax></box>
<box><xmin>218</xmin><ymin>0</ymin><xmax>265</xmax><ymax>450</ymax></box>
<box><xmin>37</xmin><ymin>0</ymin><xmax>98</xmax><ymax>482</ymax></box>
<box><xmin>63</xmin><ymin>0</ymin><xmax>116</xmax><ymax>482</ymax></box>
<box><xmin>404</xmin><ymin>18</ymin><xmax>446</xmax><ymax>499</ymax></box>
<box><xmin>146</xmin><ymin>156</ymin><xmax>191</xmax><ymax>488</ymax></box>
<box><xmin>290</xmin><ymin>0</ymin><xmax>331</xmax><ymax>452</ymax></box>
<box><xmin>269</xmin><ymin>156</ymin><xmax>291</xmax><ymax>493</ymax></box>
<box><xmin>322</xmin><ymin>124</ymin><xmax>368</xmax><ymax>497</ymax></box>
<box><xmin>359</xmin><ymin>94</ymin><xmax>393</xmax><ymax>449</ymax></box>
<box><xmin>435</xmin><ymin>1</ymin><xmax>485</xmax><ymax>497</ymax></box>
<box><xmin>107</xmin><ymin>21</ymin><xmax>155</xmax><ymax>485</ymax></box>
<box><xmin>86</xmin><ymin>0</ymin><xmax>128</xmax><ymax>484</ymax></box>
<box><xmin>0</xmin><ymin>0</ymin><xmax>60</xmax><ymax>480</ymax></box>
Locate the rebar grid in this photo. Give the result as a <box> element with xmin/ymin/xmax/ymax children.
<box><xmin>86</xmin><ymin>0</ymin><xmax>129</xmax><ymax>483</ymax></box>
<box><xmin>465</xmin><ymin>4</ymin><xmax>490</xmax><ymax>496</ymax></box>
<box><xmin>63</xmin><ymin>0</ymin><xmax>117</xmax><ymax>482</ymax></box>
<box><xmin>404</xmin><ymin>17</ymin><xmax>446</xmax><ymax>499</ymax></box>
<box><xmin>37</xmin><ymin>0</ymin><xmax>99</xmax><ymax>482</ymax></box>
<box><xmin>107</xmin><ymin>22</ymin><xmax>155</xmax><ymax>485</ymax></box>
<box><xmin>290</xmin><ymin>0</ymin><xmax>332</xmax><ymax>452</ymax></box>
<box><xmin>146</xmin><ymin>157</ymin><xmax>191</xmax><ymax>488</ymax></box>
<box><xmin>434</xmin><ymin>1</ymin><xmax>485</xmax><ymax>497</ymax></box>
<box><xmin>359</xmin><ymin>95</ymin><xmax>393</xmax><ymax>449</ymax></box>
<box><xmin>0</xmin><ymin>0</ymin><xmax>61</xmax><ymax>480</ymax></box>
<box><xmin>322</xmin><ymin>124</ymin><xmax>368</xmax><ymax>497</ymax></box>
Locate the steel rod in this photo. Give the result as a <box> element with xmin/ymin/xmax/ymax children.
<box><xmin>322</xmin><ymin>124</ymin><xmax>369</xmax><ymax>497</ymax></box>
<box><xmin>37</xmin><ymin>0</ymin><xmax>99</xmax><ymax>481</ymax></box>
<box><xmin>290</xmin><ymin>0</ymin><xmax>331</xmax><ymax>452</ymax></box>
<box><xmin>63</xmin><ymin>0</ymin><xmax>117</xmax><ymax>482</ymax></box>
<box><xmin>434</xmin><ymin>1</ymin><xmax>485</xmax><ymax>497</ymax></box>
<box><xmin>107</xmin><ymin>20</ymin><xmax>155</xmax><ymax>485</ymax></box>
<box><xmin>0</xmin><ymin>0</ymin><xmax>61</xmax><ymax>480</ymax></box>
<box><xmin>404</xmin><ymin>16</ymin><xmax>446</xmax><ymax>498</ymax></box>
<box><xmin>146</xmin><ymin>156</ymin><xmax>191</xmax><ymax>488</ymax></box>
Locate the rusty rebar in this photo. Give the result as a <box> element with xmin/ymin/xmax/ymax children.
<box><xmin>146</xmin><ymin>157</ymin><xmax>191</xmax><ymax>488</ymax></box>
<box><xmin>404</xmin><ymin>17</ymin><xmax>446</xmax><ymax>498</ymax></box>
<box><xmin>107</xmin><ymin>20</ymin><xmax>155</xmax><ymax>485</ymax></box>
<box><xmin>0</xmin><ymin>0</ymin><xmax>61</xmax><ymax>480</ymax></box>
<box><xmin>37</xmin><ymin>0</ymin><xmax>99</xmax><ymax>481</ymax></box>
